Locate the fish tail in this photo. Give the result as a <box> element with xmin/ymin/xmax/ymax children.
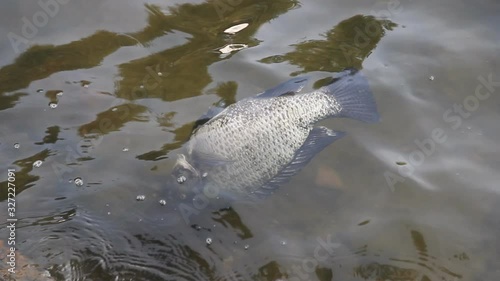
<box><xmin>322</xmin><ymin>68</ymin><xmax>380</xmax><ymax>123</ymax></box>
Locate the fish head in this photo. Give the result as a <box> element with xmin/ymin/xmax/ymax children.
<box><xmin>170</xmin><ymin>153</ymin><xmax>206</xmax><ymax>196</ymax></box>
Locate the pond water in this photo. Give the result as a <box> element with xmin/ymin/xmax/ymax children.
<box><xmin>0</xmin><ymin>0</ymin><xmax>499</xmax><ymax>280</ymax></box>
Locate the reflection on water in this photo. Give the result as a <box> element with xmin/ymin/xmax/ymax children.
<box><xmin>352</xmin><ymin>229</ymin><xmax>463</xmax><ymax>281</ymax></box>
<box><xmin>259</xmin><ymin>15</ymin><xmax>396</xmax><ymax>75</ymax></box>
<box><xmin>0</xmin><ymin>0</ymin><xmax>499</xmax><ymax>280</ymax></box>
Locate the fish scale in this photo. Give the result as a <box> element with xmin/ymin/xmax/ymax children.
<box><xmin>173</xmin><ymin>69</ymin><xmax>379</xmax><ymax>197</ymax></box>
<box><xmin>190</xmin><ymin>96</ymin><xmax>310</xmax><ymax>192</ymax></box>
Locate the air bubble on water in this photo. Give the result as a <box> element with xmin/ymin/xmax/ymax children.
<box><xmin>74</xmin><ymin>177</ymin><xmax>83</xmax><ymax>186</ymax></box>
<box><xmin>206</xmin><ymin>238</ymin><xmax>212</xmax><ymax>245</ymax></box>
<box><xmin>111</xmin><ymin>107</ymin><xmax>118</xmax><ymax>112</ymax></box>
<box><xmin>280</xmin><ymin>241</ymin><xmax>287</xmax><ymax>246</ymax></box>
<box><xmin>244</xmin><ymin>244</ymin><xmax>249</xmax><ymax>250</ymax></box>
<box><xmin>157</xmin><ymin>72</ymin><xmax>163</xmax><ymax>76</ymax></box>
<box><xmin>107</xmin><ymin>212</ymin><xmax>111</xmax><ymax>215</ymax></box>
<box><xmin>159</xmin><ymin>199</ymin><xmax>167</xmax><ymax>206</ymax></box>
<box><xmin>177</xmin><ymin>175</ymin><xmax>187</xmax><ymax>184</ymax></box>
<box><xmin>33</xmin><ymin>160</ymin><xmax>43</xmax><ymax>167</ymax></box>
<box><xmin>49</xmin><ymin>102</ymin><xmax>58</xmax><ymax>109</ymax></box>
<box><xmin>56</xmin><ymin>91</ymin><xmax>64</xmax><ymax>96</ymax></box>
<box><xmin>139</xmin><ymin>85</ymin><xmax>144</xmax><ymax>89</ymax></box>
<box><xmin>136</xmin><ymin>195</ymin><xmax>146</xmax><ymax>201</ymax></box>
<box><xmin>36</xmin><ymin>89</ymin><xmax>44</xmax><ymax>93</ymax></box>
<box><xmin>429</xmin><ymin>75</ymin><xmax>435</xmax><ymax>81</ymax></box>
<box><xmin>122</xmin><ymin>147</ymin><xmax>129</xmax><ymax>152</ymax></box>
<box><xmin>13</xmin><ymin>143</ymin><xmax>20</xmax><ymax>149</ymax></box>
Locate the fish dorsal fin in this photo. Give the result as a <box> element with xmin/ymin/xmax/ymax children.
<box><xmin>254</xmin><ymin>126</ymin><xmax>345</xmax><ymax>197</ymax></box>
<box><xmin>193</xmin><ymin>106</ymin><xmax>225</xmax><ymax>131</ymax></box>
<box><xmin>256</xmin><ymin>76</ymin><xmax>310</xmax><ymax>98</ymax></box>
<box><xmin>193</xmin><ymin>98</ymin><xmax>230</xmax><ymax>131</ymax></box>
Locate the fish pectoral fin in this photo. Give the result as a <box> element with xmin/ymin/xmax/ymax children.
<box><xmin>256</xmin><ymin>126</ymin><xmax>345</xmax><ymax>195</ymax></box>
<box><xmin>256</xmin><ymin>76</ymin><xmax>310</xmax><ymax>98</ymax></box>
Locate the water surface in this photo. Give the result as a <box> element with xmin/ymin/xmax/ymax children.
<box><xmin>0</xmin><ymin>0</ymin><xmax>499</xmax><ymax>280</ymax></box>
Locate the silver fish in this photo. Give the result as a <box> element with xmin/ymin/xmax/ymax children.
<box><xmin>172</xmin><ymin>68</ymin><xmax>379</xmax><ymax>199</ymax></box>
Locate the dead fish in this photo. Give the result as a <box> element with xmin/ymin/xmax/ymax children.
<box><xmin>172</xmin><ymin>68</ymin><xmax>379</xmax><ymax>199</ymax></box>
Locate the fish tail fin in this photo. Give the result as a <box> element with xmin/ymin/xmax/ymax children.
<box><xmin>322</xmin><ymin>68</ymin><xmax>380</xmax><ymax>123</ymax></box>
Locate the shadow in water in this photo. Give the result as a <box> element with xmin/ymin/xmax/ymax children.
<box><xmin>0</xmin><ymin>149</ymin><xmax>51</xmax><ymax>201</ymax></box>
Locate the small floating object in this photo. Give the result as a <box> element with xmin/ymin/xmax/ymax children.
<box><xmin>219</xmin><ymin>43</ymin><xmax>248</xmax><ymax>54</ymax></box>
<box><xmin>13</xmin><ymin>143</ymin><xmax>20</xmax><ymax>149</ymax></box>
<box><xmin>244</xmin><ymin>244</ymin><xmax>249</xmax><ymax>250</ymax></box>
<box><xmin>56</xmin><ymin>91</ymin><xmax>64</xmax><ymax>96</ymax></box>
<box><xmin>36</xmin><ymin>89</ymin><xmax>44</xmax><ymax>93</ymax></box>
<box><xmin>33</xmin><ymin>160</ymin><xmax>43</xmax><ymax>167</ymax></box>
<box><xmin>80</xmin><ymin>80</ymin><xmax>91</xmax><ymax>88</ymax></box>
<box><xmin>74</xmin><ymin>177</ymin><xmax>83</xmax><ymax>186</ymax></box>
<box><xmin>49</xmin><ymin>102</ymin><xmax>58</xmax><ymax>109</ymax></box>
<box><xmin>429</xmin><ymin>75</ymin><xmax>435</xmax><ymax>81</ymax></box>
<box><xmin>122</xmin><ymin>147</ymin><xmax>129</xmax><ymax>152</ymax></box>
<box><xmin>159</xmin><ymin>199</ymin><xmax>167</xmax><ymax>206</ymax></box>
<box><xmin>136</xmin><ymin>195</ymin><xmax>146</xmax><ymax>201</ymax></box>
<box><xmin>177</xmin><ymin>175</ymin><xmax>187</xmax><ymax>184</ymax></box>
<box><xmin>224</xmin><ymin>23</ymin><xmax>249</xmax><ymax>34</ymax></box>
<box><xmin>206</xmin><ymin>238</ymin><xmax>212</xmax><ymax>245</ymax></box>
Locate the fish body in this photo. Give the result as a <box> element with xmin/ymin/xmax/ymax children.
<box><xmin>172</xmin><ymin>68</ymin><xmax>379</xmax><ymax>198</ymax></box>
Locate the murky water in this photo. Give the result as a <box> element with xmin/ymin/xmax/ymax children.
<box><xmin>1</xmin><ymin>0</ymin><xmax>499</xmax><ymax>280</ymax></box>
